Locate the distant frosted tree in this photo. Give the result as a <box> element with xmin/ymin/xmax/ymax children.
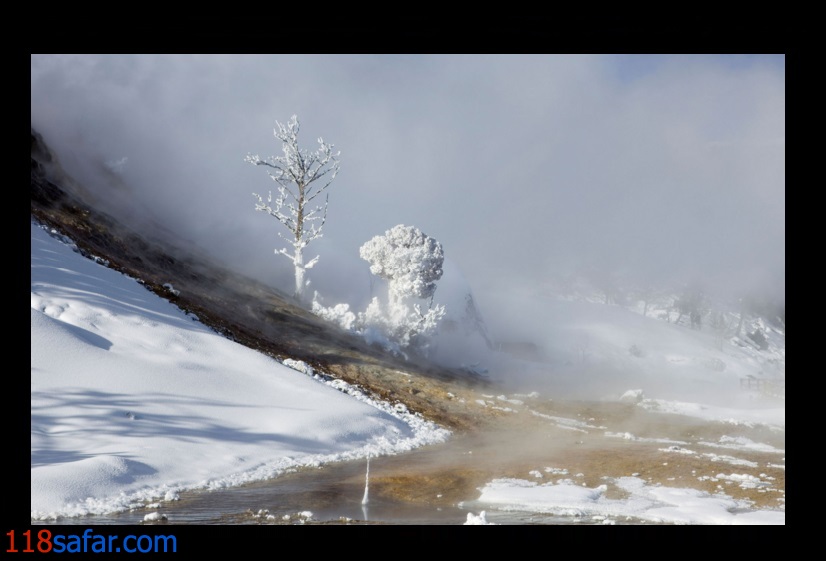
<box><xmin>675</xmin><ymin>282</ymin><xmax>708</xmax><ymax>329</ymax></box>
<box><xmin>582</xmin><ymin>264</ymin><xmax>624</xmax><ymax>306</ymax></box>
<box><xmin>634</xmin><ymin>284</ymin><xmax>656</xmax><ymax>317</ymax></box>
<box><xmin>245</xmin><ymin>115</ymin><xmax>340</xmax><ymax>300</ymax></box>
<box><xmin>462</xmin><ymin>293</ymin><xmax>493</xmax><ymax>349</ymax></box>
<box><xmin>709</xmin><ymin>310</ymin><xmax>732</xmax><ymax>350</ymax></box>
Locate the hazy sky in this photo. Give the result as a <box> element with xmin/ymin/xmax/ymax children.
<box><xmin>31</xmin><ymin>54</ymin><xmax>785</xmax><ymax>318</ymax></box>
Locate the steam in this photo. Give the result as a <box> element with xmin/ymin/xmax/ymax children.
<box><xmin>361</xmin><ymin>456</ymin><xmax>370</xmax><ymax>506</ymax></box>
<box><xmin>31</xmin><ymin>54</ymin><xmax>785</xmax><ymax>392</ymax></box>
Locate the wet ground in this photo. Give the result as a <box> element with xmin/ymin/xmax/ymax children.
<box><xmin>38</xmin><ymin>393</ymin><xmax>785</xmax><ymax>525</ymax></box>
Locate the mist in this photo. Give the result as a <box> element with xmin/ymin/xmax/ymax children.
<box><xmin>31</xmin><ymin>54</ymin><xmax>785</xmax><ymax>373</ymax></box>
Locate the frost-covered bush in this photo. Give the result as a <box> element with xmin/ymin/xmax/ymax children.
<box><xmin>312</xmin><ymin>225</ymin><xmax>446</xmax><ymax>357</ymax></box>
<box><xmin>311</xmin><ymin>299</ymin><xmax>356</xmax><ymax>331</ymax></box>
<box><xmin>358</xmin><ymin>295</ymin><xmax>445</xmax><ymax>353</ymax></box>
<box><xmin>357</xmin><ymin>225</ymin><xmax>445</xmax><ymax>353</ymax></box>
<box><xmin>359</xmin><ymin>224</ymin><xmax>444</xmax><ymax>304</ymax></box>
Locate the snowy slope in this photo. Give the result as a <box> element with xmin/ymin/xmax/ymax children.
<box><xmin>486</xmin><ymin>290</ymin><xmax>784</xmax><ymax>412</ymax></box>
<box><xmin>31</xmin><ymin>222</ymin><xmax>448</xmax><ymax>520</ymax></box>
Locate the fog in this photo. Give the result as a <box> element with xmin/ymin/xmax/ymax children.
<box><xmin>31</xmin><ymin>54</ymin><xmax>785</xmax><ymax>353</ymax></box>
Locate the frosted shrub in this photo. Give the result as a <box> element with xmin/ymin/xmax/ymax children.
<box><xmin>312</xmin><ymin>225</ymin><xmax>446</xmax><ymax>358</ymax></box>
<box><xmin>311</xmin><ymin>298</ymin><xmax>356</xmax><ymax>331</ymax></box>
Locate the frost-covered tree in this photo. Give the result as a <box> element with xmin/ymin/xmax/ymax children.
<box><xmin>245</xmin><ymin>115</ymin><xmax>340</xmax><ymax>300</ymax></box>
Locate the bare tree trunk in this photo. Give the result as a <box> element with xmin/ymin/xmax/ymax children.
<box><xmin>294</xmin><ymin>248</ymin><xmax>305</xmax><ymax>300</ymax></box>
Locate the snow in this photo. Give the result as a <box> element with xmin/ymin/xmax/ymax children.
<box><xmin>31</xmin><ymin>219</ymin><xmax>783</xmax><ymax>524</ymax></box>
<box><xmin>470</xmin><ymin>476</ymin><xmax>784</xmax><ymax>525</ymax></box>
<box><xmin>30</xmin><ymin>223</ymin><xmax>447</xmax><ymax>520</ymax></box>
<box><xmin>636</xmin><ymin>398</ymin><xmax>784</xmax><ymax>430</ymax></box>
<box><xmin>464</xmin><ymin>511</ymin><xmax>495</xmax><ymax>525</ymax></box>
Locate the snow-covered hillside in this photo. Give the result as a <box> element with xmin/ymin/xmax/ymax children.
<box><xmin>31</xmin><ymin>222</ymin><xmax>448</xmax><ymax>520</ymax></box>
<box><xmin>483</xmin><ymin>288</ymin><xmax>784</xmax><ymax>409</ymax></box>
